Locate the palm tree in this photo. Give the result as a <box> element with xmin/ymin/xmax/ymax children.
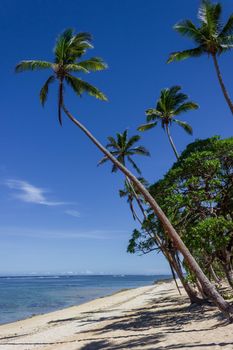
<box><xmin>119</xmin><ymin>177</ymin><xmax>149</xmax><ymax>222</ymax></box>
<box><xmin>138</xmin><ymin>86</ymin><xmax>198</xmax><ymax>160</ymax></box>
<box><xmin>16</xmin><ymin>29</ymin><xmax>107</xmax><ymax>125</ymax></box>
<box><xmin>98</xmin><ymin>130</ymin><xmax>150</xmax><ymax>219</ymax></box>
<box><xmin>98</xmin><ymin>130</ymin><xmax>150</xmax><ymax>173</ymax></box>
<box><xmin>168</xmin><ymin>0</ymin><xmax>233</xmax><ymax>115</ymax></box>
<box><xmin>16</xmin><ymin>29</ymin><xmax>233</xmax><ymax>318</ymax></box>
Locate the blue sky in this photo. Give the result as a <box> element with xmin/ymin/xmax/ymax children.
<box><xmin>1</xmin><ymin>0</ymin><xmax>233</xmax><ymax>274</ymax></box>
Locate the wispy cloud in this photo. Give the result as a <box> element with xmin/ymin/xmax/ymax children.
<box><xmin>0</xmin><ymin>227</ymin><xmax>127</xmax><ymax>240</ymax></box>
<box><xmin>65</xmin><ymin>209</ymin><xmax>81</xmax><ymax>218</ymax></box>
<box><xmin>5</xmin><ymin>179</ymin><xmax>66</xmax><ymax>206</ymax></box>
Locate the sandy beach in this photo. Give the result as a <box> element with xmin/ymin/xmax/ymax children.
<box><xmin>0</xmin><ymin>280</ymin><xmax>232</xmax><ymax>350</ymax></box>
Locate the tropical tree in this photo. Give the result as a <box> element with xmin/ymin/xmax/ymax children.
<box><xmin>98</xmin><ymin>130</ymin><xmax>150</xmax><ymax>174</ymax></box>
<box><xmin>16</xmin><ymin>29</ymin><xmax>107</xmax><ymax>125</ymax></box>
<box><xmin>138</xmin><ymin>86</ymin><xmax>198</xmax><ymax>160</ymax></box>
<box><xmin>168</xmin><ymin>0</ymin><xmax>233</xmax><ymax>115</ymax></box>
<box><xmin>16</xmin><ymin>29</ymin><xmax>233</xmax><ymax>318</ymax></box>
<box><xmin>150</xmin><ymin>136</ymin><xmax>233</xmax><ymax>289</ymax></box>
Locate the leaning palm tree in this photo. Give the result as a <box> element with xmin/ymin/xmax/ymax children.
<box><xmin>168</xmin><ymin>0</ymin><xmax>233</xmax><ymax>114</ymax></box>
<box><xmin>16</xmin><ymin>29</ymin><xmax>233</xmax><ymax>318</ymax></box>
<box><xmin>98</xmin><ymin>130</ymin><xmax>150</xmax><ymax>174</ymax></box>
<box><xmin>138</xmin><ymin>86</ymin><xmax>198</xmax><ymax>160</ymax></box>
<box><xmin>16</xmin><ymin>29</ymin><xmax>107</xmax><ymax>125</ymax></box>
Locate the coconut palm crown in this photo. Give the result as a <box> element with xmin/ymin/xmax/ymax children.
<box><xmin>167</xmin><ymin>0</ymin><xmax>233</xmax><ymax>114</ymax></box>
<box><xmin>98</xmin><ymin>130</ymin><xmax>150</xmax><ymax>174</ymax></box>
<box><xmin>138</xmin><ymin>86</ymin><xmax>198</xmax><ymax>159</ymax></box>
<box><xmin>15</xmin><ymin>28</ymin><xmax>108</xmax><ymax>125</ymax></box>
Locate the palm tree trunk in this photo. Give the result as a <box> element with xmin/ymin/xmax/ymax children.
<box><xmin>127</xmin><ymin>184</ymin><xmax>200</xmax><ymax>301</ymax></box>
<box><xmin>222</xmin><ymin>263</ymin><xmax>233</xmax><ymax>289</ymax></box>
<box><xmin>169</xmin><ymin>261</ymin><xmax>182</xmax><ymax>295</ymax></box>
<box><xmin>62</xmin><ymin>104</ymin><xmax>233</xmax><ymax>319</ymax></box>
<box><xmin>58</xmin><ymin>80</ymin><xmax>64</xmax><ymax>125</ymax></box>
<box><xmin>212</xmin><ymin>53</ymin><xmax>233</xmax><ymax>115</ymax></box>
<box><xmin>166</xmin><ymin>250</ymin><xmax>202</xmax><ymax>302</ymax></box>
<box><xmin>126</xmin><ymin>181</ymin><xmax>185</xmax><ymax>297</ymax></box>
<box><xmin>165</xmin><ymin>124</ymin><xmax>179</xmax><ymax>160</ymax></box>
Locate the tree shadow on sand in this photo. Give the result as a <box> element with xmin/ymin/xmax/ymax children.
<box><xmin>77</xmin><ymin>293</ymin><xmax>231</xmax><ymax>349</ymax></box>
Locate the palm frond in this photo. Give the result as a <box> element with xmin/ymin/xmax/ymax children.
<box><xmin>219</xmin><ymin>35</ymin><xmax>233</xmax><ymax>49</ymax></box>
<box><xmin>78</xmin><ymin>57</ymin><xmax>108</xmax><ymax>71</ymax></box>
<box><xmin>54</xmin><ymin>29</ymin><xmax>93</xmax><ymax>64</ymax></box>
<box><xmin>111</xmin><ymin>163</ymin><xmax>118</xmax><ymax>173</ymax></box>
<box><xmin>15</xmin><ymin>60</ymin><xmax>52</xmax><ymax>73</ymax></box>
<box><xmin>174</xmin><ymin>102</ymin><xmax>199</xmax><ymax>115</ymax></box>
<box><xmin>65</xmin><ymin>64</ymin><xmax>89</xmax><ymax>73</ymax></box>
<box><xmin>115</xmin><ymin>132</ymin><xmax>123</xmax><ymax>149</ymax></box>
<box><xmin>169</xmin><ymin>85</ymin><xmax>181</xmax><ymax>95</ymax></box>
<box><xmin>220</xmin><ymin>15</ymin><xmax>233</xmax><ymax>37</ymax></box>
<box><xmin>146</xmin><ymin>109</ymin><xmax>162</xmax><ymax>122</ymax></box>
<box><xmin>122</xmin><ymin>130</ymin><xmax>128</xmax><ymax>144</ymax></box>
<box><xmin>198</xmin><ymin>0</ymin><xmax>222</xmax><ymax>34</ymax></box>
<box><xmin>39</xmin><ymin>75</ymin><xmax>55</xmax><ymax>106</ymax></box>
<box><xmin>128</xmin><ymin>156</ymin><xmax>141</xmax><ymax>175</ymax></box>
<box><xmin>173</xmin><ymin>119</ymin><xmax>193</xmax><ymax>135</ymax></box>
<box><xmin>138</xmin><ymin>122</ymin><xmax>157</xmax><ymax>132</ymax></box>
<box><xmin>167</xmin><ymin>47</ymin><xmax>204</xmax><ymax>63</ymax></box>
<box><xmin>119</xmin><ymin>189</ymin><xmax>127</xmax><ymax>198</ymax></box>
<box><xmin>98</xmin><ymin>156</ymin><xmax>109</xmax><ymax>166</ymax></box>
<box><xmin>54</xmin><ymin>29</ymin><xmax>74</xmax><ymax>63</ymax></box>
<box><xmin>129</xmin><ymin>146</ymin><xmax>150</xmax><ymax>157</ymax></box>
<box><xmin>65</xmin><ymin>74</ymin><xmax>107</xmax><ymax>101</ymax></box>
<box><xmin>106</xmin><ymin>136</ymin><xmax>120</xmax><ymax>149</ymax></box>
<box><xmin>70</xmin><ymin>32</ymin><xmax>93</xmax><ymax>48</ymax></box>
<box><xmin>126</xmin><ymin>135</ymin><xmax>141</xmax><ymax>149</ymax></box>
<box><xmin>69</xmin><ymin>32</ymin><xmax>93</xmax><ymax>59</ymax></box>
<box><xmin>174</xmin><ymin>20</ymin><xmax>200</xmax><ymax>40</ymax></box>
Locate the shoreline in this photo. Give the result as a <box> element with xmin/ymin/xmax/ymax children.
<box><xmin>0</xmin><ymin>280</ymin><xmax>232</xmax><ymax>349</ymax></box>
<box><xmin>0</xmin><ymin>275</ymin><xmax>172</xmax><ymax>326</ymax></box>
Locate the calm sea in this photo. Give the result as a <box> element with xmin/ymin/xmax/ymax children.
<box><xmin>0</xmin><ymin>274</ymin><xmax>170</xmax><ymax>325</ymax></box>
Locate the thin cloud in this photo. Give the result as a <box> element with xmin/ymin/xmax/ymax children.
<box><xmin>5</xmin><ymin>179</ymin><xmax>66</xmax><ymax>206</ymax></box>
<box><xmin>65</xmin><ymin>209</ymin><xmax>81</xmax><ymax>218</ymax></box>
<box><xmin>0</xmin><ymin>227</ymin><xmax>127</xmax><ymax>240</ymax></box>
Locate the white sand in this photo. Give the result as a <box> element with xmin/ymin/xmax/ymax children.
<box><xmin>0</xmin><ymin>281</ymin><xmax>232</xmax><ymax>350</ymax></box>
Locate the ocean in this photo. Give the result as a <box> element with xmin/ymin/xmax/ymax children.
<box><xmin>0</xmin><ymin>274</ymin><xmax>170</xmax><ymax>325</ymax></box>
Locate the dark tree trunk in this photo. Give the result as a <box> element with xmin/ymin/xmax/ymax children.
<box><xmin>212</xmin><ymin>54</ymin><xmax>233</xmax><ymax>115</ymax></box>
<box><xmin>222</xmin><ymin>263</ymin><xmax>233</xmax><ymax>289</ymax></box>
<box><xmin>63</xmin><ymin>104</ymin><xmax>233</xmax><ymax>319</ymax></box>
<box><xmin>168</xmin><ymin>251</ymin><xmax>202</xmax><ymax>303</ymax></box>
<box><xmin>209</xmin><ymin>264</ymin><xmax>221</xmax><ymax>284</ymax></box>
<box><xmin>169</xmin><ymin>261</ymin><xmax>182</xmax><ymax>295</ymax></box>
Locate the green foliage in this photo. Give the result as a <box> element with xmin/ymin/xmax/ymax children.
<box><xmin>148</xmin><ymin>136</ymin><xmax>233</xmax><ymax>279</ymax></box>
<box><xmin>138</xmin><ymin>86</ymin><xmax>198</xmax><ymax>134</ymax></box>
<box><xmin>16</xmin><ymin>28</ymin><xmax>108</xmax><ymax>124</ymax></box>
<box><xmin>98</xmin><ymin>130</ymin><xmax>150</xmax><ymax>174</ymax></box>
<box><xmin>187</xmin><ymin>217</ymin><xmax>233</xmax><ymax>254</ymax></box>
<box><xmin>128</xmin><ymin>136</ymin><xmax>233</xmax><ymax>286</ymax></box>
<box><xmin>168</xmin><ymin>0</ymin><xmax>233</xmax><ymax>63</ymax></box>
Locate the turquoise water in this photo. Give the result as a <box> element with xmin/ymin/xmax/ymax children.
<box><xmin>0</xmin><ymin>274</ymin><xmax>170</xmax><ymax>325</ymax></box>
